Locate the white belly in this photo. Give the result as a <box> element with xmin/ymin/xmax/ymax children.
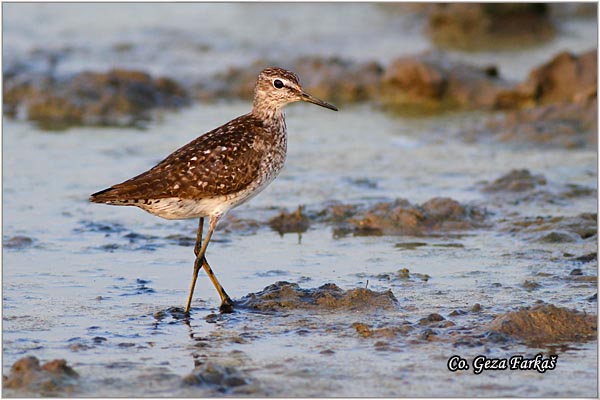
<box><xmin>131</xmin><ymin>171</ymin><xmax>278</xmax><ymax>220</ymax></box>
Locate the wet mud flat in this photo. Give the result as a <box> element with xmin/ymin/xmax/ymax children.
<box><xmin>3</xmin><ymin>279</ymin><xmax>597</xmax><ymax>397</ymax></box>
<box><xmin>3</xmin><ymin>110</ymin><xmax>598</xmax><ymax>393</ymax></box>
<box><xmin>3</xmin><ymin>163</ymin><xmax>597</xmax><ymax>396</ymax></box>
<box><xmin>3</xmin><ymin>2</ymin><xmax>598</xmax><ymax>397</ymax></box>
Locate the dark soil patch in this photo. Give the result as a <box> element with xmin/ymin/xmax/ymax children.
<box><xmin>3</xmin><ymin>356</ymin><xmax>79</xmax><ymax>396</ymax></box>
<box><xmin>239</xmin><ymin>281</ymin><xmax>397</xmax><ymax>312</ymax></box>
<box><xmin>3</xmin><ymin>235</ymin><xmax>35</xmax><ymax>249</ymax></box>
<box><xmin>426</xmin><ymin>4</ymin><xmax>555</xmax><ymax>51</ymax></box>
<box><xmin>352</xmin><ymin>322</ymin><xmax>413</xmax><ymax>338</ymax></box>
<box><xmin>269</xmin><ymin>206</ymin><xmax>310</xmax><ymax>236</ymax></box>
<box><xmin>182</xmin><ymin>362</ymin><xmax>251</xmax><ymax>393</ymax></box>
<box><xmin>321</xmin><ymin>197</ymin><xmax>486</xmax><ymax>237</ymax></box>
<box><xmin>379</xmin><ymin>51</ymin><xmax>508</xmax><ymax>112</ymax></box>
<box><xmin>486</xmin><ymin>304</ymin><xmax>597</xmax><ymax>345</ymax></box>
<box><xmin>482</xmin><ymin>169</ymin><xmax>546</xmax><ymax>192</ymax></box>
<box><xmin>503</xmin><ymin>213</ymin><xmax>597</xmax><ymax>242</ymax></box>
<box><xmin>4</xmin><ymin>68</ymin><xmax>189</xmax><ymax>129</ymax></box>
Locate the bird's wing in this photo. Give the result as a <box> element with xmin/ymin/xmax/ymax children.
<box><xmin>91</xmin><ymin>116</ymin><xmax>264</xmax><ymax>202</ymax></box>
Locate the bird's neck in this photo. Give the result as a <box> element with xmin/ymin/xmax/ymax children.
<box><xmin>252</xmin><ymin>104</ymin><xmax>285</xmax><ymax>126</ymax></box>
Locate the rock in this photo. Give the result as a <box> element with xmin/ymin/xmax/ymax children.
<box><xmin>394</xmin><ymin>268</ymin><xmax>430</xmax><ymax>282</ymax></box>
<box><xmin>394</xmin><ymin>242</ymin><xmax>428</xmax><ymax>251</ymax></box>
<box><xmin>269</xmin><ymin>205</ymin><xmax>310</xmax><ymax>236</ymax></box>
<box><xmin>3</xmin><ymin>235</ymin><xmax>35</xmax><ymax>249</ymax></box>
<box><xmin>239</xmin><ymin>281</ymin><xmax>397</xmax><ymax>312</ymax></box>
<box><xmin>164</xmin><ymin>234</ymin><xmax>196</xmax><ymax>247</ymax></box>
<box><xmin>505</xmin><ymin>213</ymin><xmax>597</xmax><ymax>241</ymax></box>
<box><xmin>497</xmin><ymin>50</ymin><xmax>597</xmax><ymax>107</ymax></box>
<box><xmin>426</xmin><ymin>4</ymin><xmax>555</xmax><ymax>51</ymax></box>
<box><xmin>487</xmin><ymin>93</ymin><xmax>597</xmax><ymax>149</ymax></box>
<box><xmin>487</xmin><ymin>304</ymin><xmax>597</xmax><ymax>345</ymax></box>
<box><xmin>471</xmin><ymin>303</ymin><xmax>482</xmax><ymax>312</ymax></box>
<box><xmin>195</xmin><ymin>56</ymin><xmax>383</xmax><ymax>104</ymax></box>
<box><xmin>356</xmin><ymin>267</ymin><xmax>430</xmax><ymax>284</ymax></box>
<box><xmin>474</xmin><ymin>50</ymin><xmax>598</xmax><ymax>149</ymax></box>
<box><xmin>321</xmin><ymin>202</ymin><xmax>360</xmax><ymax>223</ymax></box>
<box><xmin>4</xmin><ymin>68</ymin><xmax>189</xmax><ymax>129</ymax></box>
<box><xmin>418</xmin><ymin>313</ymin><xmax>445</xmax><ymax>325</ymax></box>
<box><xmin>561</xmin><ymin>184</ymin><xmax>597</xmax><ymax>199</ymax></box>
<box><xmin>569</xmin><ymin>268</ymin><xmax>583</xmax><ymax>276</ymax></box>
<box><xmin>351</xmin><ymin>322</ymin><xmax>412</xmax><ymax>338</ymax></box>
<box><xmin>481</xmin><ymin>331</ymin><xmax>512</xmax><ymax>344</ymax></box>
<box><xmin>182</xmin><ymin>362</ymin><xmax>248</xmax><ymax>391</ymax></box>
<box><xmin>288</xmin><ymin>56</ymin><xmax>383</xmax><ymax>104</ymax></box>
<box><xmin>482</xmin><ymin>169</ymin><xmax>546</xmax><ymax>192</ymax></box>
<box><xmin>556</xmin><ymin>213</ymin><xmax>597</xmax><ymax>239</ymax></box>
<box><xmin>573</xmin><ymin>253</ymin><xmax>597</xmax><ymax>263</ymax></box>
<box><xmin>340</xmin><ymin>197</ymin><xmax>486</xmax><ymax>236</ymax></box>
<box><xmin>419</xmin><ymin>328</ymin><xmax>439</xmax><ymax>342</ymax></box>
<box><xmin>199</xmin><ymin>52</ymin><xmax>508</xmax><ymax>112</ymax></box>
<box><xmin>522</xmin><ymin>280</ymin><xmax>542</xmax><ymax>290</ymax></box>
<box><xmin>218</xmin><ymin>215</ymin><xmax>260</xmax><ymax>235</ymax></box>
<box><xmin>379</xmin><ymin>52</ymin><xmax>507</xmax><ymax>111</ymax></box>
<box><xmin>536</xmin><ymin>231</ymin><xmax>580</xmax><ymax>243</ymax></box>
<box><xmin>421</xmin><ymin>197</ymin><xmax>464</xmax><ymax>220</ymax></box>
<box><xmin>3</xmin><ymin>356</ymin><xmax>79</xmax><ymax>395</ymax></box>
<box><xmin>196</xmin><ymin>61</ymin><xmax>265</xmax><ymax>101</ymax></box>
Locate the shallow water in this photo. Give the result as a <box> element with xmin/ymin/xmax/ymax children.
<box><xmin>3</xmin><ymin>102</ymin><xmax>597</xmax><ymax>396</ymax></box>
<box><xmin>2</xmin><ymin>3</ymin><xmax>598</xmax><ymax>397</ymax></box>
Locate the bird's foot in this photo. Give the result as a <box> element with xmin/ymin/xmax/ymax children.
<box><xmin>219</xmin><ymin>298</ymin><xmax>235</xmax><ymax>313</ymax></box>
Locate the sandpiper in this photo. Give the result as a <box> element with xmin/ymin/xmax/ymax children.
<box><xmin>90</xmin><ymin>67</ymin><xmax>338</xmax><ymax>313</ymax></box>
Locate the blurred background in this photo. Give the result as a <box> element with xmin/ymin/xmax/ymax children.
<box><xmin>3</xmin><ymin>3</ymin><xmax>598</xmax><ymax>397</ymax></box>
<box><xmin>3</xmin><ymin>3</ymin><xmax>597</xmax><ymax>125</ymax></box>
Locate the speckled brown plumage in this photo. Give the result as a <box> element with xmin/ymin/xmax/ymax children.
<box><xmin>92</xmin><ymin>114</ymin><xmax>278</xmax><ymax>200</ymax></box>
<box><xmin>89</xmin><ymin>66</ymin><xmax>337</xmax><ymax>313</ymax></box>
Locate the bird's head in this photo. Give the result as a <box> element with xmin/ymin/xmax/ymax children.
<box><xmin>253</xmin><ymin>67</ymin><xmax>338</xmax><ymax>115</ymax></box>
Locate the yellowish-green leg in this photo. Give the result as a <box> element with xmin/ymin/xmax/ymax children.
<box><xmin>184</xmin><ymin>215</ymin><xmax>234</xmax><ymax>313</ymax></box>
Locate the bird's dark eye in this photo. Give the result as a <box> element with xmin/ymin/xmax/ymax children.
<box><xmin>273</xmin><ymin>79</ymin><xmax>284</xmax><ymax>89</ymax></box>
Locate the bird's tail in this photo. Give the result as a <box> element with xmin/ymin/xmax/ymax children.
<box><xmin>89</xmin><ymin>187</ymin><xmax>126</xmax><ymax>204</ymax></box>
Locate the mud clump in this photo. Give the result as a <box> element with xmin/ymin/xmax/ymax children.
<box><xmin>487</xmin><ymin>304</ymin><xmax>597</xmax><ymax>345</ymax></box>
<box><xmin>506</xmin><ymin>213</ymin><xmax>597</xmax><ymax>243</ymax></box>
<box><xmin>269</xmin><ymin>206</ymin><xmax>310</xmax><ymax>236</ymax></box>
<box><xmin>195</xmin><ymin>56</ymin><xmax>383</xmax><ymax>105</ymax></box>
<box><xmin>288</xmin><ymin>56</ymin><xmax>383</xmax><ymax>104</ymax></box>
<box><xmin>379</xmin><ymin>52</ymin><xmax>507</xmax><ymax>112</ymax></box>
<box><xmin>488</xmin><ymin>50</ymin><xmax>597</xmax><ymax>149</ymax></box>
<box><xmin>3</xmin><ymin>235</ymin><xmax>35</xmax><ymax>249</ymax></box>
<box><xmin>426</xmin><ymin>4</ymin><xmax>554</xmax><ymax>51</ymax></box>
<box><xmin>239</xmin><ymin>281</ymin><xmax>397</xmax><ymax>312</ymax></box>
<box><xmin>4</xmin><ymin>68</ymin><xmax>188</xmax><ymax>129</ymax></box>
<box><xmin>356</xmin><ymin>268</ymin><xmax>431</xmax><ymax>285</ymax></box>
<box><xmin>182</xmin><ymin>362</ymin><xmax>250</xmax><ymax>393</ymax></box>
<box><xmin>571</xmin><ymin>252</ymin><xmax>597</xmax><ymax>263</ymax></box>
<box><xmin>197</xmin><ymin>53</ymin><xmax>506</xmax><ymax>113</ymax></box>
<box><xmin>481</xmin><ymin>172</ymin><xmax>595</xmax><ymax>207</ymax></box>
<box><xmin>482</xmin><ymin>169</ymin><xmax>547</xmax><ymax>192</ymax></box>
<box><xmin>497</xmin><ymin>49</ymin><xmax>597</xmax><ymax>107</ymax></box>
<box><xmin>352</xmin><ymin>322</ymin><xmax>413</xmax><ymax>338</ymax></box>
<box><xmin>3</xmin><ymin>356</ymin><xmax>79</xmax><ymax>396</ymax></box>
<box><xmin>218</xmin><ymin>214</ymin><xmax>260</xmax><ymax>235</ymax></box>
<box><xmin>561</xmin><ymin>184</ymin><xmax>597</xmax><ymax>199</ymax></box>
<box><xmin>325</xmin><ymin>197</ymin><xmax>485</xmax><ymax>237</ymax></box>
<box><xmin>486</xmin><ymin>96</ymin><xmax>597</xmax><ymax>149</ymax></box>
<box><xmin>536</xmin><ymin>231</ymin><xmax>580</xmax><ymax>244</ymax></box>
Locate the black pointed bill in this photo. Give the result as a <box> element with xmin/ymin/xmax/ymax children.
<box><xmin>301</xmin><ymin>92</ymin><xmax>338</xmax><ymax>111</ymax></box>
